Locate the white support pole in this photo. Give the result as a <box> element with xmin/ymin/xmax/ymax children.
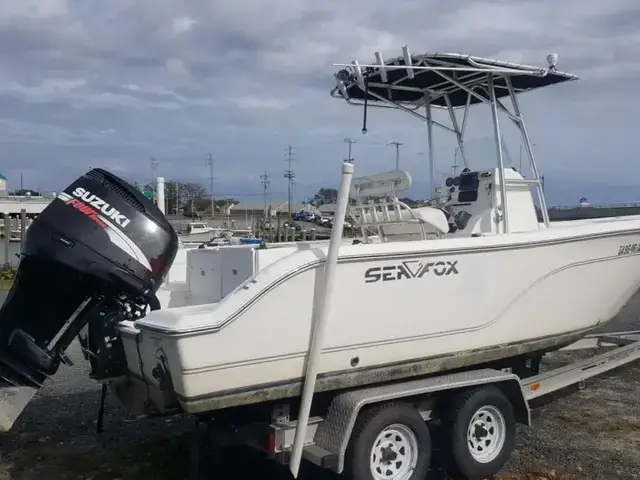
<box><xmin>289</xmin><ymin>162</ymin><xmax>355</xmax><ymax>478</ymax></box>
<box><xmin>505</xmin><ymin>77</ymin><xmax>550</xmax><ymax>228</ymax></box>
<box><xmin>487</xmin><ymin>74</ymin><xmax>509</xmax><ymax>234</ymax></box>
<box><xmin>461</xmin><ymin>92</ymin><xmax>471</xmax><ymax>136</ymax></box>
<box><xmin>434</xmin><ymin>71</ymin><xmax>521</xmax><ymax>124</ymax></box>
<box><xmin>444</xmin><ymin>94</ymin><xmax>468</xmax><ymax>169</ymax></box>
<box><xmin>156</xmin><ymin>176</ymin><xmax>166</xmax><ymax>215</ymax></box>
<box><xmin>424</xmin><ymin>93</ymin><xmax>435</xmax><ymax>197</ymax></box>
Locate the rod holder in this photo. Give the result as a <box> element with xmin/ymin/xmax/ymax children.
<box><xmin>289</xmin><ymin>162</ymin><xmax>355</xmax><ymax>478</ymax></box>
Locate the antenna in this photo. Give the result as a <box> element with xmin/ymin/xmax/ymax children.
<box><xmin>284</xmin><ymin>145</ymin><xmax>296</xmax><ymax>223</ymax></box>
<box><xmin>259</xmin><ymin>171</ymin><xmax>270</xmax><ymax>218</ymax></box>
<box><xmin>387</xmin><ymin>141</ymin><xmax>404</xmax><ymax>170</ymax></box>
<box><xmin>344</xmin><ymin>137</ymin><xmax>356</xmax><ymax>163</ymax></box>
<box><xmin>207</xmin><ymin>154</ymin><xmax>215</xmax><ymax>218</ymax></box>
<box><xmin>150</xmin><ymin>157</ymin><xmax>159</xmax><ymax>201</ymax></box>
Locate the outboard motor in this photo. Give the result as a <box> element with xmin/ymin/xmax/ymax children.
<box><xmin>0</xmin><ymin>168</ymin><xmax>178</xmax><ymax>431</ymax></box>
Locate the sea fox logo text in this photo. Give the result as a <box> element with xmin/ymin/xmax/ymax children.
<box><xmin>364</xmin><ymin>260</ymin><xmax>459</xmax><ymax>283</ymax></box>
<box><xmin>70</xmin><ymin>187</ymin><xmax>131</xmax><ymax>228</ymax></box>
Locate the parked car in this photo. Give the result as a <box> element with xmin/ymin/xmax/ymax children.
<box><xmin>293</xmin><ymin>211</ymin><xmax>307</xmax><ymax>221</ymax></box>
<box><xmin>319</xmin><ymin>215</ymin><xmax>333</xmax><ymax>227</ymax></box>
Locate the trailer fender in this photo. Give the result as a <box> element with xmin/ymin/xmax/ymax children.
<box><xmin>313</xmin><ymin>368</ymin><xmax>529</xmax><ymax>474</ymax></box>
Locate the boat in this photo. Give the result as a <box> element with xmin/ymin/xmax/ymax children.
<box><xmin>181</xmin><ymin>230</ymin><xmax>262</xmax><ymax>248</ymax></box>
<box><xmin>178</xmin><ymin>220</ymin><xmax>259</xmax><ymax>247</ymax></box>
<box><xmin>206</xmin><ymin>234</ymin><xmax>262</xmax><ymax>246</ymax></box>
<box><xmin>125</xmin><ymin>49</ymin><xmax>640</xmax><ymax>415</ymax></box>
<box><xmin>1</xmin><ymin>48</ymin><xmax>640</xmax><ymax>438</ymax></box>
<box><xmin>177</xmin><ymin>221</ymin><xmax>221</xmax><ymax>243</ymax></box>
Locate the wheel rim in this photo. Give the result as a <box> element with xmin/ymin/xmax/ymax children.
<box><xmin>466</xmin><ymin>405</ymin><xmax>506</xmax><ymax>464</ymax></box>
<box><xmin>369</xmin><ymin>423</ymin><xmax>419</xmax><ymax>480</ymax></box>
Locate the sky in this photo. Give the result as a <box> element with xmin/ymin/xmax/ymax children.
<box><xmin>1</xmin><ymin>0</ymin><xmax>640</xmax><ymax>206</ymax></box>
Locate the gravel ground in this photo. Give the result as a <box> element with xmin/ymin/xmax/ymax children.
<box><xmin>501</xmin><ymin>350</ymin><xmax>640</xmax><ymax>480</ymax></box>
<box><xmin>0</xmin><ymin>291</ymin><xmax>639</xmax><ymax>479</ymax></box>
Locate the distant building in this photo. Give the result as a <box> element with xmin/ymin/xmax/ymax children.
<box><xmin>318</xmin><ymin>203</ymin><xmax>338</xmax><ymax>215</ymax></box>
<box><xmin>228</xmin><ymin>202</ymin><xmax>271</xmax><ymax>217</ymax></box>
<box><xmin>0</xmin><ymin>173</ymin><xmax>6</xmax><ymax>197</ymax></box>
<box><xmin>229</xmin><ymin>201</ymin><xmax>322</xmax><ymax>218</ymax></box>
<box><xmin>579</xmin><ymin>197</ymin><xmax>589</xmax><ymax>208</ymax></box>
<box><xmin>274</xmin><ymin>201</ymin><xmax>304</xmax><ymax>216</ymax></box>
<box><xmin>297</xmin><ymin>203</ymin><xmax>320</xmax><ymax>215</ymax></box>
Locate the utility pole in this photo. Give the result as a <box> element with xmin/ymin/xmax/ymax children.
<box><xmin>150</xmin><ymin>156</ymin><xmax>159</xmax><ymax>202</ymax></box>
<box><xmin>175</xmin><ymin>181</ymin><xmax>180</xmax><ymax>215</ymax></box>
<box><xmin>387</xmin><ymin>141</ymin><xmax>404</xmax><ymax>170</ymax></box>
<box><xmin>344</xmin><ymin>137</ymin><xmax>356</xmax><ymax>163</ymax></box>
<box><xmin>260</xmin><ymin>171</ymin><xmax>270</xmax><ymax>218</ymax></box>
<box><xmin>284</xmin><ymin>145</ymin><xmax>296</xmax><ymax>223</ymax></box>
<box><xmin>207</xmin><ymin>154</ymin><xmax>215</xmax><ymax>218</ymax></box>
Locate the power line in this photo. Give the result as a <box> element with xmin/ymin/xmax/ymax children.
<box><xmin>259</xmin><ymin>171</ymin><xmax>270</xmax><ymax>218</ymax></box>
<box><xmin>284</xmin><ymin>145</ymin><xmax>296</xmax><ymax>222</ymax></box>
<box><xmin>344</xmin><ymin>137</ymin><xmax>356</xmax><ymax>163</ymax></box>
<box><xmin>387</xmin><ymin>141</ymin><xmax>404</xmax><ymax>170</ymax></box>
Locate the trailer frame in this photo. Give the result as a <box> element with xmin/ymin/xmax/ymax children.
<box><xmin>188</xmin><ymin>329</ymin><xmax>640</xmax><ymax>480</ymax></box>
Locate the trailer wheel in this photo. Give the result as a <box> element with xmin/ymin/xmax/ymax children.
<box><xmin>345</xmin><ymin>403</ymin><xmax>431</xmax><ymax>480</ymax></box>
<box><xmin>444</xmin><ymin>386</ymin><xmax>515</xmax><ymax>480</ymax></box>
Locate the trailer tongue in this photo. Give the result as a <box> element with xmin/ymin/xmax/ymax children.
<box><xmin>0</xmin><ymin>168</ymin><xmax>178</xmax><ymax>431</ymax></box>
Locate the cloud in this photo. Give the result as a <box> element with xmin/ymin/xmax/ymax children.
<box><xmin>0</xmin><ymin>0</ymin><xmax>638</xmax><ymax>205</ymax></box>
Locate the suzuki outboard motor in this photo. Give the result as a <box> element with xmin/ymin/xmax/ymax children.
<box><xmin>0</xmin><ymin>168</ymin><xmax>178</xmax><ymax>431</ymax></box>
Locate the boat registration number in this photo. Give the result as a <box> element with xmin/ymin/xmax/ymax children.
<box><xmin>618</xmin><ymin>243</ymin><xmax>640</xmax><ymax>256</ymax></box>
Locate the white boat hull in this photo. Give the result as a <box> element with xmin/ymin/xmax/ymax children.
<box><xmin>122</xmin><ymin>218</ymin><xmax>640</xmax><ymax>414</ymax></box>
<box><xmin>178</xmin><ymin>232</ymin><xmax>217</xmax><ymax>243</ymax></box>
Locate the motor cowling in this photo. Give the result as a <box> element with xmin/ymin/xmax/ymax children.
<box><xmin>0</xmin><ymin>168</ymin><xmax>178</xmax><ymax>431</ymax></box>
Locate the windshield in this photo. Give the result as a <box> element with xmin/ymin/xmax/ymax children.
<box><xmin>454</xmin><ymin>135</ymin><xmax>515</xmax><ymax>173</ymax></box>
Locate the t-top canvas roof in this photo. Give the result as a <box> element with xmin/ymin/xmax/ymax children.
<box><xmin>332</xmin><ymin>51</ymin><xmax>578</xmax><ymax>108</ymax></box>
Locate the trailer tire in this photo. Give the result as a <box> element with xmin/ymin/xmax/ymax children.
<box><xmin>345</xmin><ymin>403</ymin><xmax>431</xmax><ymax>480</ymax></box>
<box><xmin>444</xmin><ymin>386</ymin><xmax>515</xmax><ymax>480</ymax></box>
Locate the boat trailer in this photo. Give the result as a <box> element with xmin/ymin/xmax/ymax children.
<box><xmin>186</xmin><ymin>329</ymin><xmax>640</xmax><ymax>480</ymax></box>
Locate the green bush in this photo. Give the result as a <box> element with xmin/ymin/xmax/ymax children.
<box><xmin>0</xmin><ymin>263</ymin><xmax>17</xmax><ymax>281</ymax></box>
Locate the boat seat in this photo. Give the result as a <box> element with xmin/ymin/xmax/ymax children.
<box><xmin>353</xmin><ymin>203</ymin><xmax>449</xmax><ymax>241</ymax></box>
<box><xmin>412</xmin><ymin>206</ymin><xmax>450</xmax><ymax>233</ymax></box>
<box><xmin>349</xmin><ymin>169</ymin><xmax>449</xmax><ymax>241</ymax></box>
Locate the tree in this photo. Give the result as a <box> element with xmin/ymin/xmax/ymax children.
<box><xmin>310</xmin><ymin>188</ymin><xmax>339</xmax><ymax>206</ymax></box>
<box><xmin>144</xmin><ymin>181</ymin><xmax>208</xmax><ymax>215</ymax></box>
<box><xmin>10</xmin><ymin>189</ymin><xmax>41</xmax><ymax>196</ymax></box>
